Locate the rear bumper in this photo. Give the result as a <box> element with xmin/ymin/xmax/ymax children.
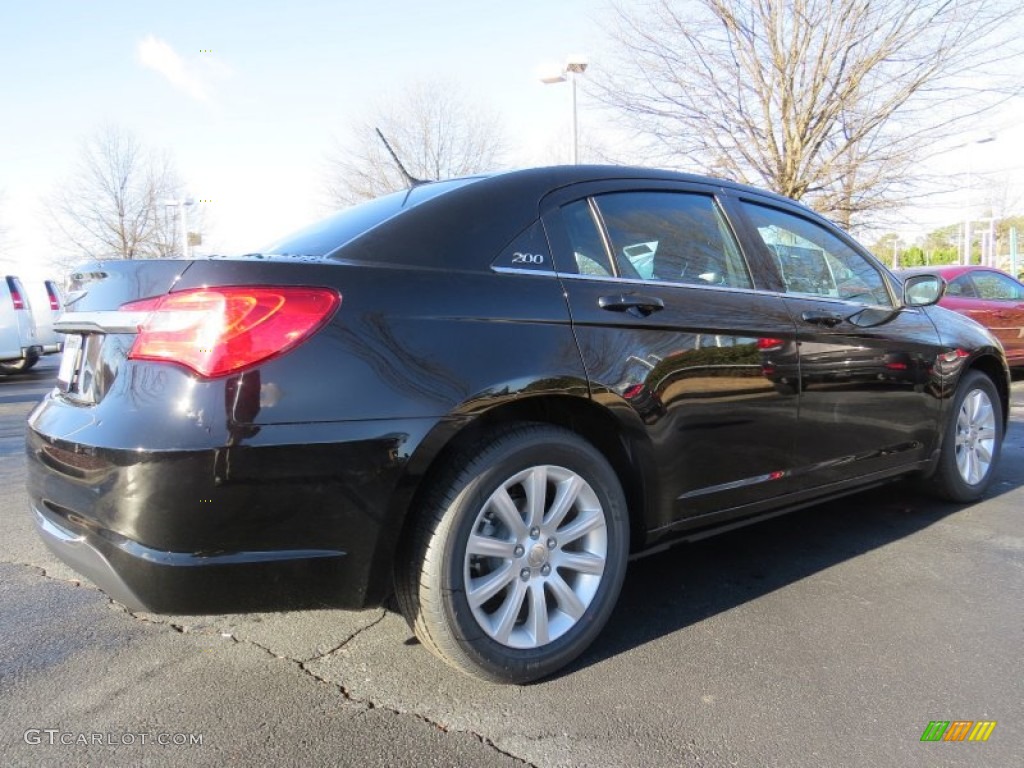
<box><xmin>32</xmin><ymin>502</ymin><xmax>350</xmax><ymax>613</ymax></box>
<box><xmin>26</xmin><ymin>405</ymin><xmax>437</xmax><ymax>614</ymax></box>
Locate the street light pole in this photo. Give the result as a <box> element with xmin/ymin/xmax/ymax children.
<box><xmin>959</xmin><ymin>135</ymin><xmax>996</xmax><ymax>265</ymax></box>
<box><xmin>541</xmin><ymin>56</ymin><xmax>588</xmax><ymax>164</ymax></box>
<box><xmin>165</xmin><ymin>197</ymin><xmax>196</xmax><ymax>258</ymax></box>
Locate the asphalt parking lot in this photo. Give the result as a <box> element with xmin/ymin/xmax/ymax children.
<box><xmin>1</xmin><ymin>356</ymin><xmax>1022</xmax><ymax>767</ymax></box>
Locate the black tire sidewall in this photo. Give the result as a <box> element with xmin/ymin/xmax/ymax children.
<box><xmin>436</xmin><ymin>430</ymin><xmax>629</xmax><ymax>682</ymax></box>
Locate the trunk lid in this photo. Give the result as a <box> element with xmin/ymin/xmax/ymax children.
<box><xmin>54</xmin><ymin>260</ymin><xmax>196</xmax><ymax>404</ymax></box>
<box><xmin>64</xmin><ymin>259</ymin><xmax>195</xmax><ymax>312</ymax></box>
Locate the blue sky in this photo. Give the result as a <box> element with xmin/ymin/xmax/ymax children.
<box><xmin>2</xmin><ymin>0</ymin><xmax>1022</xmax><ymax>284</ymax></box>
<box><xmin>1</xmin><ymin>0</ymin><xmax>607</xmax><ymax>279</ymax></box>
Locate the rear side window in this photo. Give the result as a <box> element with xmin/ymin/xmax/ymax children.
<box><xmin>558</xmin><ymin>192</ymin><xmax>752</xmax><ymax>289</ymax></box>
<box><xmin>970</xmin><ymin>271</ymin><xmax>1023</xmax><ymax>301</ymax></box>
<box><xmin>561</xmin><ymin>200</ymin><xmax>615</xmax><ymax>277</ymax></box>
<box><xmin>594</xmin><ymin>192</ymin><xmax>752</xmax><ymax>289</ymax></box>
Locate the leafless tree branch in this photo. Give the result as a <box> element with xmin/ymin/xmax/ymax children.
<box><xmin>593</xmin><ymin>0</ymin><xmax>1023</xmax><ymax>228</ymax></box>
<box><xmin>44</xmin><ymin>125</ymin><xmax>185</xmax><ymax>261</ymax></box>
<box><xmin>322</xmin><ymin>80</ymin><xmax>507</xmax><ymax>208</ymax></box>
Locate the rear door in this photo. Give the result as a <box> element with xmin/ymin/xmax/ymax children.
<box><xmin>730</xmin><ymin>197</ymin><xmax>943</xmax><ymax>486</ymax></box>
<box><xmin>544</xmin><ymin>182</ymin><xmax>801</xmax><ymax>530</ymax></box>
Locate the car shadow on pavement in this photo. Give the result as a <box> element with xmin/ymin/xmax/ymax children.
<box><xmin>559</xmin><ymin>460</ymin><xmax>1023</xmax><ymax>680</ymax></box>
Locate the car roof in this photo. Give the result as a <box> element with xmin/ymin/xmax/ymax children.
<box><xmin>337</xmin><ymin>165</ymin><xmax>816</xmax><ymax>271</ymax></box>
<box><xmin>473</xmin><ymin>164</ymin><xmax>806</xmax><ymax>208</ymax></box>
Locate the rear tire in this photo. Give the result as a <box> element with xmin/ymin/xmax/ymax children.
<box><xmin>395</xmin><ymin>424</ymin><xmax>629</xmax><ymax>684</ymax></box>
<box><xmin>929</xmin><ymin>370</ymin><xmax>1003</xmax><ymax>502</ymax></box>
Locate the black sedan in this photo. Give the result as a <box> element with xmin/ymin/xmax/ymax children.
<box><xmin>28</xmin><ymin>166</ymin><xmax>1010</xmax><ymax>683</ymax></box>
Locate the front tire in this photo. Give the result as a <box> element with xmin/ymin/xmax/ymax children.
<box><xmin>930</xmin><ymin>370</ymin><xmax>1003</xmax><ymax>502</ymax></box>
<box><xmin>396</xmin><ymin>424</ymin><xmax>629</xmax><ymax>684</ymax></box>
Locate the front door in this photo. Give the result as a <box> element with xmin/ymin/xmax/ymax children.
<box><xmin>734</xmin><ymin>198</ymin><xmax>944</xmax><ymax>487</ymax></box>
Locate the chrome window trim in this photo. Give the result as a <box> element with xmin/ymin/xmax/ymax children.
<box><xmin>555</xmin><ymin>270</ymin><xmax>776</xmax><ymax>298</ymax></box>
<box><xmin>491</xmin><ymin>266</ymin><xmax>560</xmax><ymax>278</ymax></box>
<box><xmin>491</xmin><ymin>264</ymin><xmax>906</xmax><ymax>312</ymax></box>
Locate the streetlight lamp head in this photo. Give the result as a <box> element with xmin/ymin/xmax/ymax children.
<box><xmin>565</xmin><ymin>56</ymin><xmax>588</xmax><ymax>74</ymax></box>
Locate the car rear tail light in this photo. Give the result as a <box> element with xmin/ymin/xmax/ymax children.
<box><xmin>6</xmin><ymin>277</ymin><xmax>25</xmax><ymax>310</ymax></box>
<box><xmin>623</xmin><ymin>383</ymin><xmax>645</xmax><ymax>399</ymax></box>
<box><xmin>46</xmin><ymin>282</ymin><xmax>61</xmax><ymax>310</ymax></box>
<box><xmin>756</xmin><ymin>337</ymin><xmax>784</xmax><ymax>351</ymax></box>
<box><xmin>122</xmin><ymin>286</ymin><xmax>340</xmax><ymax>378</ymax></box>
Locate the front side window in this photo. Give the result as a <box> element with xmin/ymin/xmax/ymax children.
<box><xmin>741</xmin><ymin>202</ymin><xmax>892</xmax><ymax>307</ymax></box>
<box><xmin>594</xmin><ymin>192</ymin><xmax>753</xmax><ymax>289</ymax></box>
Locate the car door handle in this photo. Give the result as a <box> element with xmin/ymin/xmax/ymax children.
<box><xmin>598</xmin><ymin>294</ymin><xmax>665</xmax><ymax>317</ymax></box>
<box><xmin>801</xmin><ymin>310</ymin><xmax>844</xmax><ymax>328</ymax></box>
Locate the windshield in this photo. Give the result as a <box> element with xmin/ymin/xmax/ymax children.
<box><xmin>262</xmin><ymin>177</ymin><xmax>481</xmax><ymax>258</ymax></box>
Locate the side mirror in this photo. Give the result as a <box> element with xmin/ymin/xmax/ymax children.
<box><xmin>903</xmin><ymin>274</ymin><xmax>946</xmax><ymax>307</ymax></box>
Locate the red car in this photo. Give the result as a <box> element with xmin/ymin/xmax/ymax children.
<box><xmin>900</xmin><ymin>265</ymin><xmax>1024</xmax><ymax>367</ymax></box>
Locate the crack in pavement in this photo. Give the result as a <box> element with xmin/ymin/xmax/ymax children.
<box><xmin>3</xmin><ymin>560</ymin><xmax>83</xmax><ymax>587</ymax></box>
<box><xmin>298</xmin><ymin>609</ymin><xmax>389</xmax><ymax>664</ymax></box>
<box><xmin>5</xmin><ymin>559</ymin><xmax>539</xmax><ymax>768</ymax></box>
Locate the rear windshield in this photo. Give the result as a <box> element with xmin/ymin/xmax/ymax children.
<box><xmin>262</xmin><ymin>178</ymin><xmax>481</xmax><ymax>258</ymax></box>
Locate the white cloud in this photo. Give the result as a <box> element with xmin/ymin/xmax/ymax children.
<box><xmin>137</xmin><ymin>35</ymin><xmax>215</xmax><ymax>102</ymax></box>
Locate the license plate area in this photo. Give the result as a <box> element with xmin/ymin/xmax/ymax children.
<box><xmin>56</xmin><ymin>333</ymin><xmax>83</xmax><ymax>392</ymax></box>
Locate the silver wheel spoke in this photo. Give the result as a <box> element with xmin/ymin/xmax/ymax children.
<box><xmin>558</xmin><ymin>508</ymin><xmax>604</xmax><ymax>546</ymax></box>
<box><xmin>976</xmin><ymin>441</ymin><xmax>993</xmax><ymax>464</ymax></box>
<box><xmin>525</xmin><ymin>466</ymin><xmax>547</xmax><ymax>529</ymax></box>
<box><xmin>492</xmin><ymin>578</ymin><xmax>528</xmax><ymax>644</ymax></box>
<box><xmin>467</xmin><ymin>534</ymin><xmax>516</xmax><ymax>560</ymax></box>
<box><xmin>489</xmin><ymin>487</ymin><xmax>527</xmax><ymax>540</ymax></box>
<box><xmin>545</xmin><ymin>475</ymin><xmax>582</xmax><ymax>530</ymax></box>
<box><xmin>558</xmin><ymin>551</ymin><xmax>605</xmax><ymax>575</ymax></box>
<box><xmin>966</xmin><ymin>391</ymin><xmax>979</xmax><ymax>422</ymax></box>
<box><xmin>547</xmin><ymin>573</ymin><xmax>586</xmax><ymax>620</ymax></box>
<box><xmin>526</xmin><ymin>583</ymin><xmax>550</xmax><ymax>645</ymax></box>
<box><xmin>957</xmin><ymin>410</ymin><xmax>971</xmax><ymax>432</ymax></box>
<box><xmin>467</xmin><ymin>564</ymin><xmax>515</xmax><ymax>608</ymax></box>
<box><xmin>966</xmin><ymin>450</ymin><xmax>978</xmax><ymax>484</ymax></box>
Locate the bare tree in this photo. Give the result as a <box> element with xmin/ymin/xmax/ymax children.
<box><xmin>594</xmin><ymin>0</ymin><xmax>1022</xmax><ymax>228</ymax></box>
<box><xmin>323</xmin><ymin>80</ymin><xmax>507</xmax><ymax>207</ymax></box>
<box><xmin>47</xmin><ymin>125</ymin><xmax>185</xmax><ymax>261</ymax></box>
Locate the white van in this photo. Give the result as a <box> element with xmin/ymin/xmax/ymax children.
<box><xmin>1</xmin><ymin>275</ymin><xmax>43</xmax><ymax>374</ymax></box>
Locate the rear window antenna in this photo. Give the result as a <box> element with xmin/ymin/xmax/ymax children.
<box><xmin>375</xmin><ymin>128</ymin><xmax>429</xmax><ymax>188</ymax></box>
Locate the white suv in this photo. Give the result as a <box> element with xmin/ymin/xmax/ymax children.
<box><xmin>1</xmin><ymin>275</ymin><xmax>43</xmax><ymax>374</ymax></box>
